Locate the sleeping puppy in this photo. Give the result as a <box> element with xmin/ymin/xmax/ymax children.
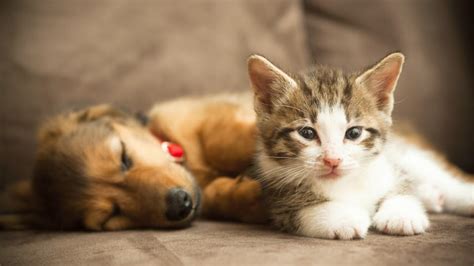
<box><xmin>1</xmin><ymin>92</ymin><xmax>269</xmax><ymax>231</ymax></box>
<box><xmin>147</xmin><ymin>94</ymin><xmax>267</xmax><ymax>224</ymax></box>
<box><xmin>0</xmin><ymin>105</ymin><xmax>201</xmax><ymax>230</ymax></box>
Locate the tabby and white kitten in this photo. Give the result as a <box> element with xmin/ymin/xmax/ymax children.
<box><xmin>248</xmin><ymin>53</ymin><xmax>474</xmax><ymax>240</ymax></box>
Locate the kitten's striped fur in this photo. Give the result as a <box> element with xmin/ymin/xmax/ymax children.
<box><xmin>249</xmin><ymin>53</ymin><xmax>474</xmax><ymax>239</ymax></box>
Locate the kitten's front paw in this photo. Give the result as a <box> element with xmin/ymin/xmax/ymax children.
<box><xmin>329</xmin><ymin>216</ymin><xmax>370</xmax><ymax>240</ymax></box>
<box><xmin>297</xmin><ymin>203</ymin><xmax>371</xmax><ymax>240</ymax></box>
<box><xmin>415</xmin><ymin>183</ymin><xmax>444</xmax><ymax>213</ymax></box>
<box><xmin>373</xmin><ymin>195</ymin><xmax>429</xmax><ymax>236</ymax></box>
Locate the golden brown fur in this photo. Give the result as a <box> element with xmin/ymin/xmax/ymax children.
<box><xmin>1</xmin><ymin>97</ymin><xmax>267</xmax><ymax>231</ymax></box>
<box><xmin>1</xmin><ymin>105</ymin><xmax>200</xmax><ymax>230</ymax></box>
<box><xmin>148</xmin><ymin>94</ymin><xmax>267</xmax><ymax>223</ymax></box>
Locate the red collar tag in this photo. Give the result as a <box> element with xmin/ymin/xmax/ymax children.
<box><xmin>161</xmin><ymin>141</ymin><xmax>185</xmax><ymax>163</ymax></box>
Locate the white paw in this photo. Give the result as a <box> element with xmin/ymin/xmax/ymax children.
<box><xmin>373</xmin><ymin>195</ymin><xmax>429</xmax><ymax>236</ymax></box>
<box><xmin>415</xmin><ymin>183</ymin><xmax>444</xmax><ymax>213</ymax></box>
<box><xmin>329</xmin><ymin>215</ymin><xmax>370</xmax><ymax>240</ymax></box>
<box><xmin>297</xmin><ymin>202</ymin><xmax>371</xmax><ymax>240</ymax></box>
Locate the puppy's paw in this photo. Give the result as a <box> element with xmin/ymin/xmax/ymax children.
<box><xmin>297</xmin><ymin>203</ymin><xmax>371</xmax><ymax>240</ymax></box>
<box><xmin>373</xmin><ymin>195</ymin><xmax>429</xmax><ymax>236</ymax></box>
<box><xmin>0</xmin><ymin>214</ymin><xmax>28</xmax><ymax>230</ymax></box>
<box><xmin>416</xmin><ymin>183</ymin><xmax>444</xmax><ymax>213</ymax></box>
<box><xmin>203</xmin><ymin>176</ymin><xmax>267</xmax><ymax>223</ymax></box>
<box><xmin>102</xmin><ymin>216</ymin><xmax>133</xmax><ymax>231</ymax></box>
<box><xmin>83</xmin><ymin>200</ymin><xmax>115</xmax><ymax>231</ymax></box>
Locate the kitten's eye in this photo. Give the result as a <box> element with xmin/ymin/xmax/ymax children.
<box><xmin>345</xmin><ymin>127</ymin><xmax>363</xmax><ymax>140</ymax></box>
<box><xmin>298</xmin><ymin>127</ymin><xmax>317</xmax><ymax>140</ymax></box>
<box><xmin>120</xmin><ymin>142</ymin><xmax>133</xmax><ymax>171</ymax></box>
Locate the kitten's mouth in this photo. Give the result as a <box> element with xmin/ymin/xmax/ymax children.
<box><xmin>320</xmin><ymin>168</ymin><xmax>342</xmax><ymax>179</ymax></box>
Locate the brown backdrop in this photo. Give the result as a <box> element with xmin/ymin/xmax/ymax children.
<box><xmin>1</xmin><ymin>0</ymin><xmax>472</xmax><ymax>188</ymax></box>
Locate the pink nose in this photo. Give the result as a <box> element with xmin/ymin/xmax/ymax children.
<box><xmin>323</xmin><ymin>157</ymin><xmax>341</xmax><ymax>168</ymax></box>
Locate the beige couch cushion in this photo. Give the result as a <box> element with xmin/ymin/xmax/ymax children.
<box><xmin>0</xmin><ymin>0</ymin><xmax>310</xmax><ymax>186</ymax></box>
<box><xmin>0</xmin><ymin>215</ymin><xmax>473</xmax><ymax>265</ymax></box>
<box><xmin>304</xmin><ymin>0</ymin><xmax>474</xmax><ymax>172</ymax></box>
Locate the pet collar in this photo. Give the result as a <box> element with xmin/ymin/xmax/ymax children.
<box><xmin>161</xmin><ymin>141</ymin><xmax>185</xmax><ymax>163</ymax></box>
<box><xmin>146</xmin><ymin>117</ymin><xmax>185</xmax><ymax>163</ymax></box>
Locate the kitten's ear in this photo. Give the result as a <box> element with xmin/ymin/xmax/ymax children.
<box><xmin>248</xmin><ymin>55</ymin><xmax>297</xmax><ymax>112</ymax></box>
<box><xmin>355</xmin><ymin>52</ymin><xmax>405</xmax><ymax>114</ymax></box>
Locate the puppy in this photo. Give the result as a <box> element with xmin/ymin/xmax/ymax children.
<box><xmin>1</xmin><ymin>105</ymin><xmax>201</xmax><ymax>230</ymax></box>
<box><xmin>148</xmin><ymin>94</ymin><xmax>267</xmax><ymax>224</ymax></box>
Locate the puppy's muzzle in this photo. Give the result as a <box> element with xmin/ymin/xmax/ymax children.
<box><xmin>165</xmin><ymin>188</ymin><xmax>193</xmax><ymax>221</ymax></box>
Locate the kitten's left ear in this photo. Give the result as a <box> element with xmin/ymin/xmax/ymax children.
<box><xmin>248</xmin><ymin>55</ymin><xmax>297</xmax><ymax>113</ymax></box>
<box><xmin>355</xmin><ymin>52</ymin><xmax>405</xmax><ymax>115</ymax></box>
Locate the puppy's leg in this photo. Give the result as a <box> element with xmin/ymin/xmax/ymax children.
<box><xmin>103</xmin><ymin>216</ymin><xmax>134</xmax><ymax>231</ymax></box>
<box><xmin>203</xmin><ymin>176</ymin><xmax>267</xmax><ymax>223</ymax></box>
<box><xmin>0</xmin><ymin>179</ymin><xmax>36</xmax><ymax>213</ymax></box>
<box><xmin>83</xmin><ymin>200</ymin><xmax>115</xmax><ymax>231</ymax></box>
<box><xmin>198</xmin><ymin>102</ymin><xmax>263</xmax><ymax>223</ymax></box>
<box><xmin>199</xmin><ymin>104</ymin><xmax>256</xmax><ymax>175</ymax></box>
<box><xmin>0</xmin><ymin>179</ymin><xmax>46</xmax><ymax>230</ymax></box>
<box><xmin>0</xmin><ymin>214</ymin><xmax>29</xmax><ymax>230</ymax></box>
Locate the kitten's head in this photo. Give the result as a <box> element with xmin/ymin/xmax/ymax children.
<box><xmin>248</xmin><ymin>53</ymin><xmax>404</xmax><ymax>183</ymax></box>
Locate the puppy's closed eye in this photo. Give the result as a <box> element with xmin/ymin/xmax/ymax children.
<box><xmin>135</xmin><ymin>112</ymin><xmax>149</xmax><ymax>126</ymax></box>
<box><xmin>120</xmin><ymin>141</ymin><xmax>133</xmax><ymax>171</ymax></box>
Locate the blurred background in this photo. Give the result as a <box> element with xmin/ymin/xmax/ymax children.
<box><xmin>1</xmin><ymin>0</ymin><xmax>473</xmax><ymax>188</ymax></box>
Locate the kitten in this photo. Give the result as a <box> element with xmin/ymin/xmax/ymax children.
<box><xmin>248</xmin><ymin>53</ymin><xmax>474</xmax><ymax>240</ymax></box>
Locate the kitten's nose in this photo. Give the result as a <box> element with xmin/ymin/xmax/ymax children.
<box><xmin>323</xmin><ymin>157</ymin><xmax>341</xmax><ymax>168</ymax></box>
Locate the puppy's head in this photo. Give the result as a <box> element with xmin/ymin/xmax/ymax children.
<box><xmin>33</xmin><ymin>105</ymin><xmax>200</xmax><ymax>230</ymax></box>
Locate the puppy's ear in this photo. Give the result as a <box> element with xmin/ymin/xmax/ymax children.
<box><xmin>247</xmin><ymin>55</ymin><xmax>297</xmax><ymax>113</ymax></box>
<box><xmin>355</xmin><ymin>52</ymin><xmax>405</xmax><ymax>115</ymax></box>
<box><xmin>77</xmin><ymin>105</ymin><xmax>127</xmax><ymax>123</ymax></box>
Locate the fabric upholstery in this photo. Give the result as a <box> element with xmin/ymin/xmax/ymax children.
<box><xmin>0</xmin><ymin>215</ymin><xmax>473</xmax><ymax>265</ymax></box>
<box><xmin>0</xmin><ymin>1</ymin><xmax>473</xmax><ymax>265</ymax></box>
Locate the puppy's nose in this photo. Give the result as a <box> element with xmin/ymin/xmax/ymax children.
<box><xmin>166</xmin><ymin>188</ymin><xmax>193</xmax><ymax>221</ymax></box>
<box><xmin>323</xmin><ymin>157</ymin><xmax>341</xmax><ymax>168</ymax></box>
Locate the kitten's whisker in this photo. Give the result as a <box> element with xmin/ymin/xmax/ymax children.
<box><xmin>274</xmin><ymin>167</ymin><xmax>308</xmax><ymax>193</ymax></box>
<box><xmin>295</xmin><ymin>169</ymin><xmax>313</xmax><ymax>188</ymax></box>
<box><xmin>259</xmin><ymin>168</ymin><xmax>299</xmax><ymax>183</ymax></box>
<box><xmin>260</xmin><ymin>165</ymin><xmax>308</xmax><ymax>191</ymax></box>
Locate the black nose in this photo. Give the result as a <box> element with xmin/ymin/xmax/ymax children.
<box><xmin>165</xmin><ymin>188</ymin><xmax>193</xmax><ymax>221</ymax></box>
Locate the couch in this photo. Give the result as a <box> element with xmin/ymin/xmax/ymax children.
<box><xmin>1</xmin><ymin>0</ymin><xmax>472</xmax><ymax>265</ymax></box>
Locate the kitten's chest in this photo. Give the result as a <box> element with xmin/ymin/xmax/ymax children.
<box><xmin>313</xmin><ymin>156</ymin><xmax>396</xmax><ymax>208</ymax></box>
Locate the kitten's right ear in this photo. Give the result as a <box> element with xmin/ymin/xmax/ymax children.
<box><xmin>355</xmin><ymin>52</ymin><xmax>405</xmax><ymax>115</ymax></box>
<box><xmin>247</xmin><ymin>55</ymin><xmax>297</xmax><ymax>112</ymax></box>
